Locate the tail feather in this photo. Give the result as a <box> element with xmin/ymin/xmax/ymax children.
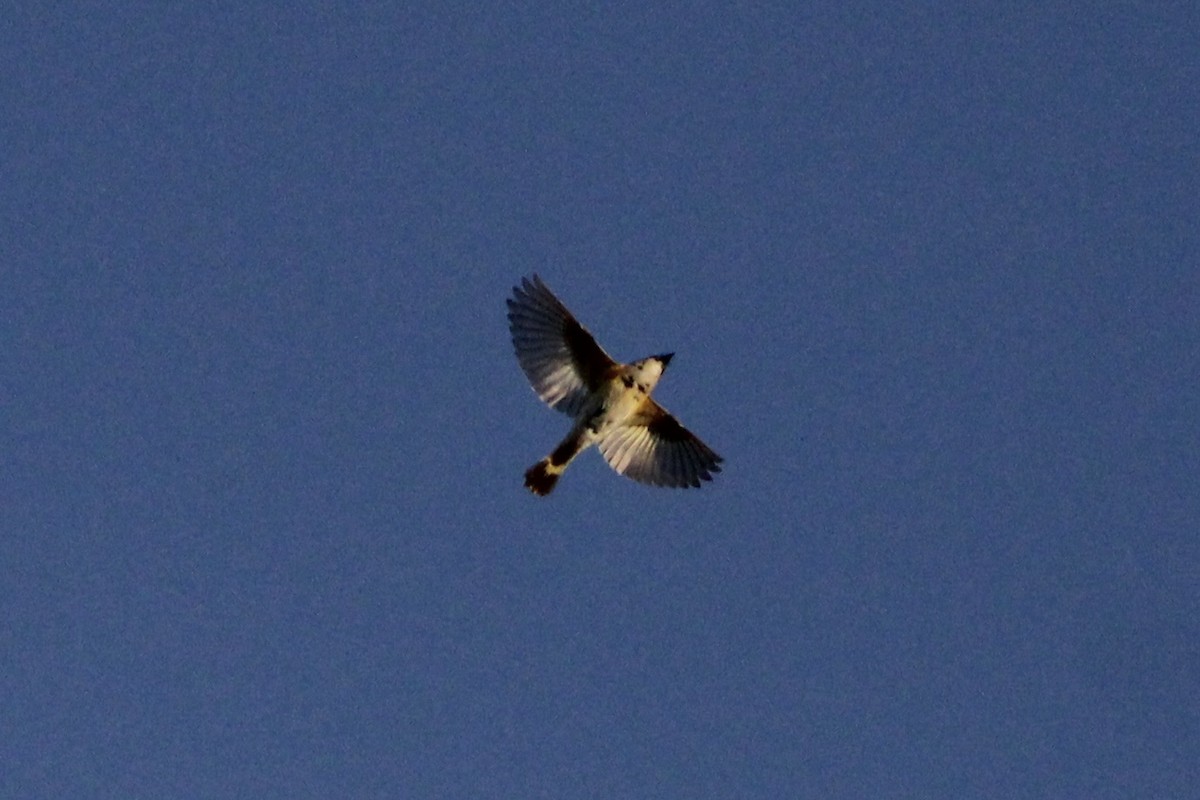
<box><xmin>525</xmin><ymin>429</ymin><xmax>586</xmax><ymax>496</ymax></box>
<box><xmin>524</xmin><ymin>459</ymin><xmax>562</xmax><ymax>496</ymax></box>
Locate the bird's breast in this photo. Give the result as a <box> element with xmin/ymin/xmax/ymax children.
<box><xmin>594</xmin><ymin>378</ymin><xmax>644</xmax><ymax>427</ymax></box>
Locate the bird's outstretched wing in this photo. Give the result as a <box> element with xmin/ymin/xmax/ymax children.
<box><xmin>598</xmin><ymin>397</ymin><xmax>723</xmax><ymax>488</ymax></box>
<box><xmin>507</xmin><ymin>275</ymin><xmax>617</xmax><ymax>415</ymax></box>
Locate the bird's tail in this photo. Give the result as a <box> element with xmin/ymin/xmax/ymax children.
<box><xmin>524</xmin><ymin>431</ymin><xmax>586</xmax><ymax>496</ymax></box>
<box><xmin>524</xmin><ymin>459</ymin><xmax>563</xmax><ymax>496</ymax></box>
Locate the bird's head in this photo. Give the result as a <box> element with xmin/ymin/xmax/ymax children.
<box><xmin>629</xmin><ymin>353</ymin><xmax>673</xmax><ymax>392</ymax></box>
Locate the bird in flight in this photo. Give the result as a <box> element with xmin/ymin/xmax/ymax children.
<box><xmin>507</xmin><ymin>275</ymin><xmax>722</xmax><ymax>496</ymax></box>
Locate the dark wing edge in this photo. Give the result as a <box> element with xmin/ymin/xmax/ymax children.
<box><xmin>644</xmin><ymin>404</ymin><xmax>724</xmax><ymax>487</ymax></box>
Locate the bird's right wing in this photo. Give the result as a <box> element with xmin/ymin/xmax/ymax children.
<box><xmin>598</xmin><ymin>397</ymin><xmax>723</xmax><ymax>488</ymax></box>
<box><xmin>507</xmin><ymin>275</ymin><xmax>617</xmax><ymax>415</ymax></box>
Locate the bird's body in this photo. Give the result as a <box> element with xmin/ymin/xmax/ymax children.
<box><xmin>507</xmin><ymin>275</ymin><xmax>722</xmax><ymax>496</ymax></box>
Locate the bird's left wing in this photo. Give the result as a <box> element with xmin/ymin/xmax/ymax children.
<box><xmin>598</xmin><ymin>397</ymin><xmax>723</xmax><ymax>488</ymax></box>
<box><xmin>507</xmin><ymin>275</ymin><xmax>617</xmax><ymax>415</ymax></box>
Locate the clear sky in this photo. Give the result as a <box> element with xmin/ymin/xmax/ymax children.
<box><xmin>4</xmin><ymin>4</ymin><xmax>1197</xmax><ymax>798</ymax></box>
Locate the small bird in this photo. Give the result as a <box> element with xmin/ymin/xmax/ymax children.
<box><xmin>507</xmin><ymin>275</ymin><xmax>722</xmax><ymax>496</ymax></box>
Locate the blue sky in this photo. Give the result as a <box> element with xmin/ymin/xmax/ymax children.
<box><xmin>3</xmin><ymin>3</ymin><xmax>1197</xmax><ymax>797</ymax></box>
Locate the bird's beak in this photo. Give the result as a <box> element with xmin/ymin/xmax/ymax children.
<box><xmin>657</xmin><ymin>353</ymin><xmax>674</xmax><ymax>367</ymax></box>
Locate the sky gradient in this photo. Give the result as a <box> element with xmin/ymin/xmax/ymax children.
<box><xmin>3</xmin><ymin>4</ymin><xmax>1198</xmax><ymax>798</ymax></box>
